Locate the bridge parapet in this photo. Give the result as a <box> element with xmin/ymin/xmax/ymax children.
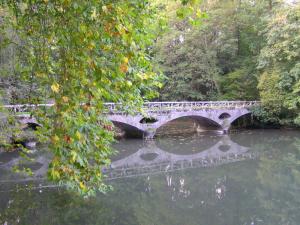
<box><xmin>105</xmin><ymin>101</ymin><xmax>260</xmax><ymax>115</ymax></box>
<box><xmin>3</xmin><ymin>101</ymin><xmax>259</xmax><ymax>114</ymax></box>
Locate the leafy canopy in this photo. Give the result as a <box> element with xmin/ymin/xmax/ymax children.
<box><xmin>0</xmin><ymin>0</ymin><xmax>199</xmax><ymax>196</ymax></box>
<box><xmin>258</xmin><ymin>4</ymin><xmax>300</xmax><ymax>125</ymax></box>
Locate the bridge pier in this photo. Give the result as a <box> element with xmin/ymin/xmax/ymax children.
<box><xmin>221</xmin><ymin>126</ymin><xmax>231</xmax><ymax>134</ymax></box>
<box><xmin>143</xmin><ymin>128</ymin><xmax>156</xmax><ymax>139</ymax></box>
<box><xmin>222</xmin><ymin>129</ymin><xmax>230</xmax><ymax>134</ymax></box>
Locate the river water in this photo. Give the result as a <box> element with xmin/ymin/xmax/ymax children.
<box><xmin>0</xmin><ymin>129</ymin><xmax>300</xmax><ymax>225</ymax></box>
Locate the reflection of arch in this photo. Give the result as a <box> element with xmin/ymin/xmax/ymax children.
<box><xmin>109</xmin><ymin>136</ymin><xmax>249</xmax><ymax>169</ymax></box>
<box><xmin>156</xmin><ymin>133</ymin><xmax>222</xmax><ymax>154</ymax></box>
<box><xmin>218</xmin><ymin>145</ymin><xmax>231</xmax><ymax>152</ymax></box>
<box><xmin>140</xmin><ymin>153</ymin><xmax>159</xmax><ymax>161</ymax></box>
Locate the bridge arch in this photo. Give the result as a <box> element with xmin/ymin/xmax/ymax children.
<box><xmin>25</xmin><ymin>122</ymin><xmax>41</xmax><ymax>130</ymax></box>
<box><xmin>153</xmin><ymin>113</ymin><xmax>223</xmax><ymax>133</ymax></box>
<box><xmin>111</xmin><ymin>120</ymin><xmax>145</xmax><ymax>138</ymax></box>
<box><xmin>218</xmin><ymin>112</ymin><xmax>231</xmax><ymax>120</ymax></box>
<box><xmin>226</xmin><ymin>111</ymin><xmax>252</xmax><ymax>131</ymax></box>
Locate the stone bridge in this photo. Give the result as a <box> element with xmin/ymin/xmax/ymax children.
<box><xmin>106</xmin><ymin>101</ymin><xmax>259</xmax><ymax>138</ymax></box>
<box><xmin>3</xmin><ymin>101</ymin><xmax>259</xmax><ymax>138</ymax></box>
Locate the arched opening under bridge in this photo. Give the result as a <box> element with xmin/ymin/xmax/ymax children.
<box><xmin>112</xmin><ymin>121</ymin><xmax>145</xmax><ymax>139</ymax></box>
<box><xmin>155</xmin><ymin>116</ymin><xmax>223</xmax><ymax>137</ymax></box>
<box><xmin>24</xmin><ymin>122</ymin><xmax>41</xmax><ymax>131</ymax></box>
<box><xmin>230</xmin><ymin>113</ymin><xmax>253</xmax><ymax>131</ymax></box>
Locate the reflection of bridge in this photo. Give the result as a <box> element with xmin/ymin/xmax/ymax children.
<box><xmin>0</xmin><ymin>136</ymin><xmax>258</xmax><ymax>182</ymax></box>
<box><xmin>4</xmin><ymin>101</ymin><xmax>259</xmax><ymax>138</ymax></box>
<box><xmin>104</xmin><ymin>136</ymin><xmax>258</xmax><ymax>180</ymax></box>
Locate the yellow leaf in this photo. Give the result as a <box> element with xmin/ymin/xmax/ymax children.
<box><xmin>102</xmin><ymin>5</ymin><xmax>108</xmax><ymax>13</ymax></box>
<box><xmin>62</xmin><ymin>96</ymin><xmax>69</xmax><ymax>103</ymax></box>
<box><xmin>51</xmin><ymin>135</ymin><xmax>59</xmax><ymax>143</ymax></box>
<box><xmin>51</xmin><ymin>169</ymin><xmax>61</xmax><ymax>179</ymax></box>
<box><xmin>126</xmin><ymin>80</ymin><xmax>132</xmax><ymax>87</ymax></box>
<box><xmin>88</xmin><ymin>41</ymin><xmax>96</xmax><ymax>50</ymax></box>
<box><xmin>91</xmin><ymin>8</ymin><xmax>97</xmax><ymax>19</ymax></box>
<box><xmin>196</xmin><ymin>9</ymin><xmax>202</xmax><ymax>18</ymax></box>
<box><xmin>79</xmin><ymin>182</ymin><xmax>86</xmax><ymax>190</ymax></box>
<box><xmin>122</xmin><ymin>57</ymin><xmax>129</xmax><ymax>64</ymax></box>
<box><xmin>76</xmin><ymin>131</ymin><xmax>82</xmax><ymax>140</ymax></box>
<box><xmin>51</xmin><ymin>83</ymin><xmax>60</xmax><ymax>93</ymax></box>
<box><xmin>36</xmin><ymin>72</ymin><xmax>45</xmax><ymax>77</ymax></box>
<box><xmin>71</xmin><ymin>151</ymin><xmax>77</xmax><ymax>162</ymax></box>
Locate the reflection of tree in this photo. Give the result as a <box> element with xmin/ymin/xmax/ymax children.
<box><xmin>256</xmin><ymin>138</ymin><xmax>300</xmax><ymax>225</ymax></box>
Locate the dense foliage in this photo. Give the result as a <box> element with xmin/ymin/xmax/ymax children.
<box><xmin>154</xmin><ymin>0</ymin><xmax>274</xmax><ymax>101</ymax></box>
<box><xmin>154</xmin><ymin>0</ymin><xmax>300</xmax><ymax>125</ymax></box>
<box><xmin>0</xmin><ymin>0</ymin><xmax>163</xmax><ymax>195</ymax></box>
<box><xmin>0</xmin><ymin>0</ymin><xmax>201</xmax><ymax>195</ymax></box>
<box><xmin>257</xmin><ymin>4</ymin><xmax>300</xmax><ymax>125</ymax></box>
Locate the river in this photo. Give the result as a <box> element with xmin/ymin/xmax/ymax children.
<box><xmin>0</xmin><ymin>129</ymin><xmax>300</xmax><ymax>225</ymax></box>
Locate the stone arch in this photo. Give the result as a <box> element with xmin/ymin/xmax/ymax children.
<box><xmin>25</xmin><ymin>122</ymin><xmax>41</xmax><ymax>130</ymax></box>
<box><xmin>228</xmin><ymin>111</ymin><xmax>252</xmax><ymax>129</ymax></box>
<box><xmin>111</xmin><ymin>120</ymin><xmax>145</xmax><ymax>138</ymax></box>
<box><xmin>218</xmin><ymin>112</ymin><xmax>231</xmax><ymax>120</ymax></box>
<box><xmin>153</xmin><ymin>113</ymin><xmax>223</xmax><ymax>132</ymax></box>
<box><xmin>139</xmin><ymin>117</ymin><xmax>158</xmax><ymax>124</ymax></box>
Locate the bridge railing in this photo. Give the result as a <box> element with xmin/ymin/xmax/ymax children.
<box><xmin>144</xmin><ymin>101</ymin><xmax>259</xmax><ymax>111</ymax></box>
<box><xmin>3</xmin><ymin>101</ymin><xmax>260</xmax><ymax>114</ymax></box>
<box><xmin>104</xmin><ymin>101</ymin><xmax>260</xmax><ymax>114</ymax></box>
<box><xmin>103</xmin><ymin>152</ymin><xmax>259</xmax><ymax>180</ymax></box>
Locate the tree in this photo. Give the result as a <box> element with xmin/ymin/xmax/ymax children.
<box><xmin>257</xmin><ymin>3</ymin><xmax>300</xmax><ymax>125</ymax></box>
<box><xmin>0</xmin><ymin>0</ymin><xmax>200</xmax><ymax>196</ymax></box>
<box><xmin>154</xmin><ymin>0</ymin><xmax>273</xmax><ymax>101</ymax></box>
<box><xmin>0</xmin><ymin>0</ymin><xmax>164</xmax><ymax>196</ymax></box>
<box><xmin>154</xmin><ymin>26</ymin><xmax>220</xmax><ymax>101</ymax></box>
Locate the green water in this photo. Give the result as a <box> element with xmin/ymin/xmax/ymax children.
<box><xmin>0</xmin><ymin>130</ymin><xmax>300</xmax><ymax>225</ymax></box>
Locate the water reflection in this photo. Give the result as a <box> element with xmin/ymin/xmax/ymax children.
<box><xmin>0</xmin><ymin>130</ymin><xmax>300</xmax><ymax>225</ymax></box>
<box><xmin>0</xmin><ymin>135</ymin><xmax>254</xmax><ymax>183</ymax></box>
<box><xmin>105</xmin><ymin>135</ymin><xmax>255</xmax><ymax>180</ymax></box>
